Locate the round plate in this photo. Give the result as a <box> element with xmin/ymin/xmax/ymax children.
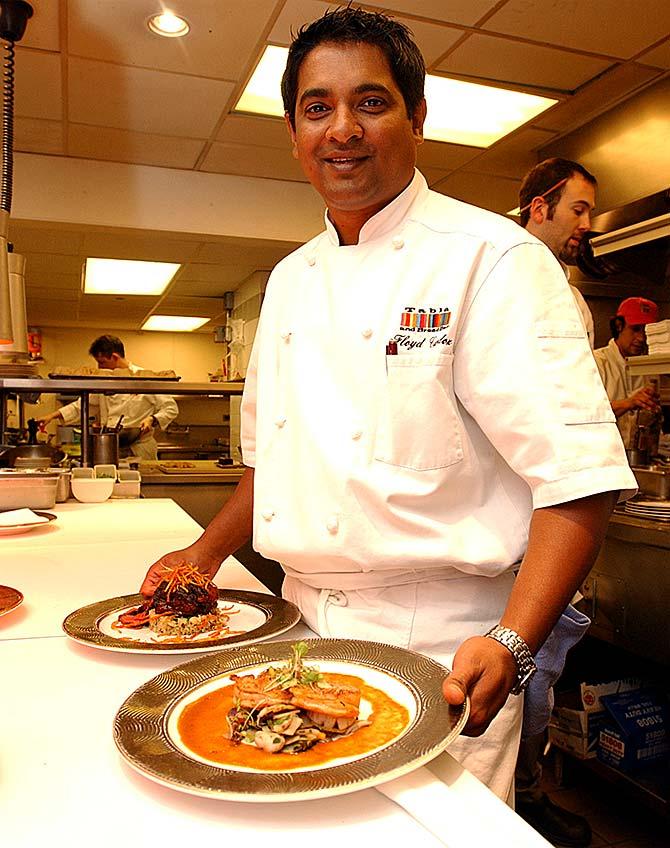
<box><xmin>113</xmin><ymin>638</ymin><xmax>469</xmax><ymax>802</ymax></box>
<box><xmin>62</xmin><ymin>589</ymin><xmax>301</xmax><ymax>654</ymax></box>
<box><xmin>0</xmin><ymin>511</ymin><xmax>56</xmax><ymax>536</ymax></box>
<box><xmin>0</xmin><ymin>585</ymin><xmax>23</xmax><ymax>616</ymax></box>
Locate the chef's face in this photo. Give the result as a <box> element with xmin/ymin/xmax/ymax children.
<box><xmin>93</xmin><ymin>352</ymin><xmax>120</xmax><ymax>369</ymax></box>
<box><xmin>286</xmin><ymin>42</ymin><xmax>425</xmax><ymax>237</ymax></box>
<box><xmin>536</xmin><ymin>175</ymin><xmax>595</xmax><ymax>263</ymax></box>
<box><xmin>617</xmin><ymin>321</ymin><xmax>648</xmax><ymax>357</ymax></box>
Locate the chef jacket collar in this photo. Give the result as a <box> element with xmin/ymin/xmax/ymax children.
<box><xmin>323</xmin><ymin>168</ymin><xmax>427</xmax><ymax>246</ymax></box>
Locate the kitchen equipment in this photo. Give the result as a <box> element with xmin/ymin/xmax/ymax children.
<box><xmin>0</xmin><ymin>443</ymin><xmax>66</xmax><ymax>467</ymax></box>
<box><xmin>112</xmin><ymin>469</ymin><xmax>141</xmax><ymax>498</ymax></box>
<box><xmin>631</xmin><ymin>465</ymin><xmax>670</xmax><ymax>501</ymax></box>
<box><xmin>88</xmin><ymin>432</ymin><xmax>119</xmax><ymax>466</ymax></box>
<box><xmin>50</xmin><ymin>468</ymin><xmax>71</xmax><ymax>502</ymax></box>
<box><xmin>71</xmin><ymin>477</ymin><xmax>114</xmax><ymax>503</ymax></box>
<box><xmin>0</xmin><ymin>469</ymin><xmax>59</xmax><ymax>509</ymax></box>
<box><xmin>118</xmin><ymin>427</ymin><xmax>141</xmax><ymax>448</ymax></box>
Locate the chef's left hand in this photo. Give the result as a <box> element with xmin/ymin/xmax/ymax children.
<box><xmin>442</xmin><ymin>636</ymin><xmax>518</xmax><ymax>736</ymax></box>
<box><xmin>139</xmin><ymin>415</ymin><xmax>154</xmax><ymax>436</ymax></box>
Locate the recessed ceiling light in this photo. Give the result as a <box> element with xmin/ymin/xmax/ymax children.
<box><xmin>147</xmin><ymin>11</ymin><xmax>190</xmax><ymax>38</ymax></box>
<box><xmin>507</xmin><ymin>206</ymin><xmax>521</xmax><ymax>217</ymax></box>
<box><xmin>235</xmin><ymin>45</ymin><xmax>557</xmax><ymax>147</ymax></box>
<box><xmin>142</xmin><ymin>315</ymin><xmax>210</xmax><ymax>332</ymax></box>
<box><xmin>83</xmin><ymin>258</ymin><xmax>180</xmax><ymax>295</ymax></box>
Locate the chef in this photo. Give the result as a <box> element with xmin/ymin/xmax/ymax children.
<box><xmin>39</xmin><ymin>334</ymin><xmax>178</xmax><ymax>460</ymax></box>
<box><xmin>142</xmin><ymin>7</ymin><xmax>635</xmax><ymax>802</ymax></box>
<box><xmin>593</xmin><ymin>298</ymin><xmax>661</xmax><ymax>450</ymax></box>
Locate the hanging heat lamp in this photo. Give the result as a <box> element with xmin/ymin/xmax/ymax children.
<box><xmin>0</xmin><ymin>0</ymin><xmax>32</xmax><ymax>354</ymax></box>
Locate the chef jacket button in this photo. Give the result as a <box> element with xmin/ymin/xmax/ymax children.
<box><xmin>326</xmin><ymin>515</ymin><xmax>339</xmax><ymax>534</ymax></box>
<box><xmin>280</xmin><ymin>330</ymin><xmax>291</xmax><ymax>341</ymax></box>
<box><xmin>261</xmin><ymin>510</ymin><xmax>275</xmax><ymax>521</ymax></box>
<box><xmin>351</xmin><ymin>429</ymin><xmax>363</xmax><ymax>440</ymax></box>
<box><xmin>307</xmin><ymin>255</ymin><xmax>316</xmax><ymax>266</ymax></box>
<box><xmin>361</xmin><ymin>328</ymin><xmax>373</xmax><ymax>339</ymax></box>
<box><xmin>392</xmin><ymin>236</ymin><xmax>404</xmax><ymax>250</ymax></box>
<box><xmin>275</xmin><ymin>417</ymin><xmax>286</xmax><ymax>428</ymax></box>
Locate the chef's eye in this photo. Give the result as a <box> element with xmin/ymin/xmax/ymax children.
<box><xmin>304</xmin><ymin>102</ymin><xmax>329</xmax><ymax>115</ymax></box>
<box><xmin>361</xmin><ymin>97</ymin><xmax>385</xmax><ymax>109</ymax></box>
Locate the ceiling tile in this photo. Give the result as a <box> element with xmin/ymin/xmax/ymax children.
<box><xmin>80</xmin><ymin>232</ymin><xmax>201</xmax><ymax>263</ymax></box>
<box><xmin>483</xmin><ymin>0</ymin><xmax>670</xmax><ymax>60</ymax></box>
<box><xmin>68</xmin><ymin>58</ymin><xmax>234</xmax><ymax>137</ymax></box>
<box><xmin>170</xmin><ymin>277</ymin><xmax>249</xmax><ymax>298</ymax></box>
<box><xmin>366</xmin><ymin>1</ymin><xmax>499</xmax><ymax>26</ymax></box>
<box><xmin>177</xmin><ymin>262</ymin><xmax>257</xmax><ymax>284</ymax></box>
<box><xmin>270</xmin><ymin>0</ymin><xmax>333</xmax><ymax>45</ymax></box>
<box><xmin>156</xmin><ymin>296</ymin><xmax>224</xmax><ymax>317</ymax></box>
<box><xmin>24</xmin><ymin>271</ymin><xmax>81</xmax><ymax>291</ymax></box>
<box><xmin>436</xmin><ymin>34</ymin><xmax>613</xmax><ymax>91</ymax></box>
<box><xmin>395</xmin><ymin>17</ymin><xmax>464</xmax><ymax>67</ymax></box>
<box><xmin>417</xmin><ymin>140</ymin><xmax>481</xmax><ymax>171</ymax></box>
<box><xmin>20</xmin><ymin>0</ymin><xmax>60</xmax><ymax>52</ymax></box>
<box><xmin>194</xmin><ymin>238</ymin><xmax>297</xmax><ymax>265</ymax></box>
<box><xmin>533</xmin><ymin>63</ymin><xmax>662</xmax><ymax>132</ymax></box>
<box><xmin>14</xmin><ymin>117</ymin><xmax>63</xmax><ymax>155</ymax></box>
<box><xmin>24</xmin><ymin>253</ymin><xmax>83</xmax><ymax>275</ymax></box>
<box><xmin>431</xmin><ymin>170</ymin><xmax>520</xmax><ymax>214</ymax></box>
<box><xmin>24</xmin><ymin>287</ymin><xmax>80</xmax><ymax>303</ymax></box>
<box><xmin>68</xmin><ymin>124</ymin><xmax>204</xmax><ymax>170</ymax></box>
<box><xmin>68</xmin><ymin>0</ymin><xmax>278</xmax><ymax>80</ymax></box>
<box><xmin>638</xmin><ymin>38</ymin><xmax>670</xmax><ymax>68</ymax></box>
<box><xmin>199</xmin><ymin>141</ymin><xmax>307</xmax><ymax>181</ymax></box>
<box><xmin>8</xmin><ymin>225</ymin><xmax>83</xmax><ymax>255</ymax></box>
<box><xmin>464</xmin><ymin>127</ymin><xmax>559</xmax><ymax>178</ymax></box>
<box><xmin>16</xmin><ymin>49</ymin><xmax>62</xmax><ymax>120</ymax></box>
<box><xmin>217</xmin><ymin>114</ymin><xmax>291</xmax><ymax>148</ymax></box>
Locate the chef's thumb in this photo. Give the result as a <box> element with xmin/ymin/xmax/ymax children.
<box><xmin>442</xmin><ymin>672</ymin><xmax>469</xmax><ymax>705</ymax></box>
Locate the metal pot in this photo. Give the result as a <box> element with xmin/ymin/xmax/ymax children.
<box><xmin>0</xmin><ymin>443</ymin><xmax>66</xmax><ymax>468</ymax></box>
<box><xmin>118</xmin><ymin>427</ymin><xmax>141</xmax><ymax>448</ymax></box>
<box><xmin>88</xmin><ymin>432</ymin><xmax>119</xmax><ymax>466</ymax></box>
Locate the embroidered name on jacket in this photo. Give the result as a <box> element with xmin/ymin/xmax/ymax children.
<box><xmin>400</xmin><ymin>306</ymin><xmax>451</xmax><ymax>332</ymax></box>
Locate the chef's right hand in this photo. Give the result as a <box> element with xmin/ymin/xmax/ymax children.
<box><xmin>37</xmin><ymin>410</ymin><xmax>63</xmax><ymax>425</ymax></box>
<box><xmin>628</xmin><ymin>385</ymin><xmax>660</xmax><ymax>412</ymax></box>
<box><xmin>140</xmin><ymin>544</ymin><xmax>222</xmax><ymax>598</ymax></box>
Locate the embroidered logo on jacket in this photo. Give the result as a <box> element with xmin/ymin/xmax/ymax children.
<box><xmin>400</xmin><ymin>306</ymin><xmax>451</xmax><ymax>332</ymax></box>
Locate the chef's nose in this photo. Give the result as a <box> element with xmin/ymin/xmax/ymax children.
<box><xmin>325</xmin><ymin>106</ymin><xmax>363</xmax><ymax>143</ymax></box>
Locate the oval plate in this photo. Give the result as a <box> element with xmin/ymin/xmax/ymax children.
<box><xmin>63</xmin><ymin>589</ymin><xmax>301</xmax><ymax>654</ymax></box>
<box><xmin>113</xmin><ymin>638</ymin><xmax>469</xmax><ymax>802</ymax></box>
<box><xmin>0</xmin><ymin>585</ymin><xmax>24</xmax><ymax>616</ymax></box>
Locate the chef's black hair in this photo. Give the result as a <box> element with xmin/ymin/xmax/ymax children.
<box><xmin>519</xmin><ymin>158</ymin><xmax>597</xmax><ymax>228</ymax></box>
<box><xmin>281</xmin><ymin>6</ymin><xmax>425</xmax><ymax>129</ymax></box>
<box><xmin>88</xmin><ymin>334</ymin><xmax>125</xmax><ymax>358</ymax></box>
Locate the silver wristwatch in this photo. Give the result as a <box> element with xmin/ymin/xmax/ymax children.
<box><xmin>485</xmin><ymin>625</ymin><xmax>537</xmax><ymax>695</ymax></box>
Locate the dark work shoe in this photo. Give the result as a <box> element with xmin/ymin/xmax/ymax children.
<box><xmin>516</xmin><ymin>792</ymin><xmax>592</xmax><ymax>847</ymax></box>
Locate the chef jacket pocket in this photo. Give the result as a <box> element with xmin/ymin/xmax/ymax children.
<box><xmin>536</xmin><ymin>320</ymin><xmax>614</xmax><ymax>425</ymax></box>
<box><xmin>374</xmin><ymin>351</ymin><xmax>464</xmax><ymax>471</ymax></box>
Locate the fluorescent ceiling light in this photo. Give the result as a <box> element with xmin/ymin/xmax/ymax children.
<box><xmin>147</xmin><ymin>12</ymin><xmax>190</xmax><ymax>38</ymax></box>
<box><xmin>235</xmin><ymin>45</ymin><xmax>557</xmax><ymax>147</ymax></box>
<box><xmin>142</xmin><ymin>315</ymin><xmax>210</xmax><ymax>332</ymax></box>
<box><xmin>83</xmin><ymin>258</ymin><xmax>180</xmax><ymax>295</ymax></box>
<box><xmin>507</xmin><ymin>206</ymin><xmax>521</xmax><ymax>217</ymax></box>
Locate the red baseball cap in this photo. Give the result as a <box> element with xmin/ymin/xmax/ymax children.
<box><xmin>616</xmin><ymin>297</ymin><xmax>658</xmax><ymax>326</ymax></box>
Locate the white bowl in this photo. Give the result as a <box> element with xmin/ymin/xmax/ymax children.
<box><xmin>70</xmin><ymin>477</ymin><xmax>114</xmax><ymax>503</ymax></box>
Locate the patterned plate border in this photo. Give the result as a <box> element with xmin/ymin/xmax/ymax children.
<box><xmin>62</xmin><ymin>590</ymin><xmax>301</xmax><ymax>653</ymax></box>
<box><xmin>113</xmin><ymin>638</ymin><xmax>469</xmax><ymax>802</ymax></box>
<box><xmin>0</xmin><ymin>585</ymin><xmax>24</xmax><ymax>616</ymax></box>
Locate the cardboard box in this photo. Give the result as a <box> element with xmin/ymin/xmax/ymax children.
<box><xmin>548</xmin><ymin>691</ymin><xmax>609</xmax><ymax>759</ymax></box>
<box><xmin>597</xmin><ymin>689</ymin><xmax>669</xmax><ymax>773</ymax></box>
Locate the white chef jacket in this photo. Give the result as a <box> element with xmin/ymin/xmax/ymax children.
<box><xmin>563</xmin><ymin>266</ymin><xmax>594</xmax><ymax>349</ymax></box>
<box><xmin>593</xmin><ymin>338</ymin><xmax>646</xmax><ymax>449</ymax></box>
<box><xmin>59</xmin><ymin>362</ymin><xmax>178</xmax><ymax>435</ymax></box>
<box><xmin>241</xmin><ymin>170</ymin><xmax>635</xmax><ymax>590</ymax></box>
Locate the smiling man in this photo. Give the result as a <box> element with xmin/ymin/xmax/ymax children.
<box><xmin>142</xmin><ymin>7</ymin><xmax>635</xmax><ymax>804</ymax></box>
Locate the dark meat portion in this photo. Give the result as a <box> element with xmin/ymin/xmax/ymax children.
<box><xmin>151</xmin><ymin>580</ymin><xmax>218</xmax><ymax>617</ymax></box>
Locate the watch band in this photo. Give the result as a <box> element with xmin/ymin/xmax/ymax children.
<box><xmin>485</xmin><ymin>625</ymin><xmax>537</xmax><ymax>695</ymax></box>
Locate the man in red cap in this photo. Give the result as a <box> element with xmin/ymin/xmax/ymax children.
<box><xmin>594</xmin><ymin>297</ymin><xmax>660</xmax><ymax>448</ymax></box>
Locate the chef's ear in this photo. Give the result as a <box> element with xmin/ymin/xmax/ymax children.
<box><xmin>528</xmin><ymin>196</ymin><xmax>548</xmax><ymax>225</ymax></box>
<box><xmin>284</xmin><ymin>112</ymin><xmax>299</xmax><ymax>159</ymax></box>
<box><xmin>411</xmin><ymin>98</ymin><xmax>427</xmax><ymax>145</ymax></box>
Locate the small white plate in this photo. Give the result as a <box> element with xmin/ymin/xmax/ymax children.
<box><xmin>0</xmin><ymin>511</ymin><xmax>56</xmax><ymax>536</ymax></box>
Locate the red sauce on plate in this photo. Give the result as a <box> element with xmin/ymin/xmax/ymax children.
<box><xmin>178</xmin><ymin>672</ymin><xmax>409</xmax><ymax>770</ymax></box>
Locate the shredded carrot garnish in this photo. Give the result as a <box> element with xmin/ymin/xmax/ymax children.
<box><xmin>158</xmin><ymin>562</ymin><xmax>213</xmax><ymax>600</ymax></box>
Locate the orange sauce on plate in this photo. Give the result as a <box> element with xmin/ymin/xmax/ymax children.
<box><xmin>178</xmin><ymin>672</ymin><xmax>410</xmax><ymax>770</ymax></box>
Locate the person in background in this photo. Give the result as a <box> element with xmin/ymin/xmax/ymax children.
<box><xmin>39</xmin><ymin>334</ymin><xmax>178</xmax><ymax>460</ymax></box>
<box><xmin>594</xmin><ymin>298</ymin><xmax>660</xmax><ymax>450</ymax></box>
<box><xmin>515</xmin><ymin>158</ymin><xmax>600</xmax><ymax>847</ymax></box>
<box><xmin>140</xmin><ymin>7</ymin><xmax>635</xmax><ymax>804</ymax></box>
<box><xmin>520</xmin><ymin>157</ymin><xmax>596</xmax><ymax>348</ymax></box>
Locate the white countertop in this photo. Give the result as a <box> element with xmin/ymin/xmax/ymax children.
<box><xmin>1</xmin><ymin>499</ymin><xmax>549</xmax><ymax>848</ymax></box>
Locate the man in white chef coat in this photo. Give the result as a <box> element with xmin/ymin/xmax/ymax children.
<box><xmin>594</xmin><ymin>297</ymin><xmax>660</xmax><ymax>448</ymax></box>
<box><xmin>142</xmin><ymin>7</ymin><xmax>635</xmax><ymax>802</ymax></box>
<box><xmin>515</xmin><ymin>158</ymin><xmax>600</xmax><ymax>846</ymax></box>
<box><xmin>520</xmin><ymin>157</ymin><xmax>596</xmax><ymax>348</ymax></box>
<box><xmin>40</xmin><ymin>334</ymin><xmax>178</xmax><ymax>459</ymax></box>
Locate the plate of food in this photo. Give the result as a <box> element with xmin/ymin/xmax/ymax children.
<box><xmin>0</xmin><ymin>510</ymin><xmax>57</xmax><ymax>536</ymax></box>
<box><xmin>0</xmin><ymin>585</ymin><xmax>24</xmax><ymax>616</ymax></box>
<box><xmin>62</xmin><ymin>563</ymin><xmax>301</xmax><ymax>653</ymax></box>
<box><xmin>113</xmin><ymin>639</ymin><xmax>468</xmax><ymax>802</ymax></box>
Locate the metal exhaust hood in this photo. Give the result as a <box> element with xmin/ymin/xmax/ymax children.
<box><xmin>590</xmin><ymin>211</ymin><xmax>670</xmax><ymax>257</ymax></box>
